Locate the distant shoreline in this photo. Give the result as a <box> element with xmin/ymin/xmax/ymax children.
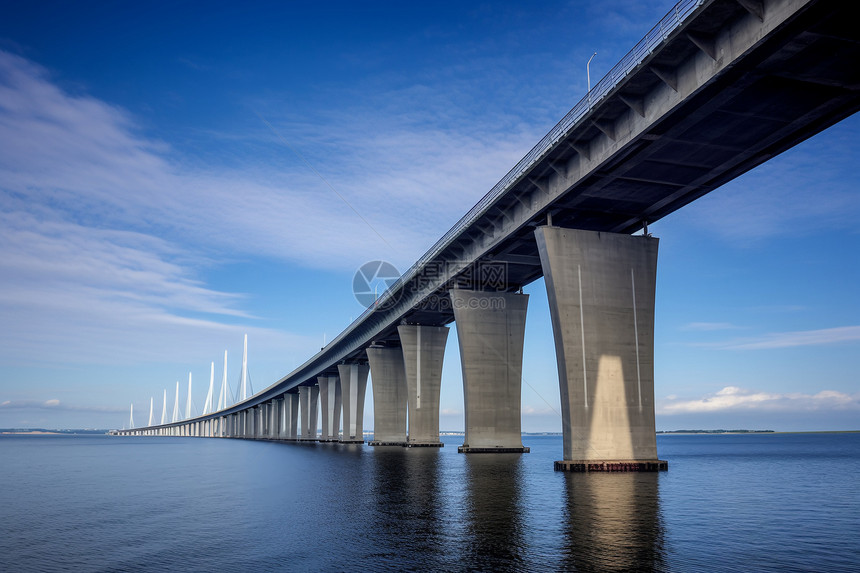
<box><xmin>657</xmin><ymin>430</ymin><xmax>860</xmax><ymax>435</ymax></box>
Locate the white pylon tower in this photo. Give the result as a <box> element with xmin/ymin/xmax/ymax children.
<box><xmin>217</xmin><ymin>350</ymin><xmax>229</xmax><ymax>411</ymax></box>
<box><xmin>148</xmin><ymin>397</ymin><xmax>154</xmax><ymax>427</ymax></box>
<box><xmin>185</xmin><ymin>372</ymin><xmax>193</xmax><ymax>420</ymax></box>
<box><xmin>203</xmin><ymin>362</ymin><xmax>214</xmax><ymax>415</ymax></box>
<box><xmin>129</xmin><ymin>403</ymin><xmax>134</xmax><ymax>429</ymax></box>
<box><xmin>161</xmin><ymin>388</ymin><xmax>167</xmax><ymax>425</ymax></box>
<box><xmin>240</xmin><ymin>334</ymin><xmax>248</xmax><ymax>401</ymax></box>
<box><xmin>172</xmin><ymin>381</ymin><xmax>180</xmax><ymax>422</ymax></box>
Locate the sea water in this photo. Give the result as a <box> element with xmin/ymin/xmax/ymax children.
<box><xmin>1</xmin><ymin>432</ymin><xmax>858</xmax><ymax>572</ymax></box>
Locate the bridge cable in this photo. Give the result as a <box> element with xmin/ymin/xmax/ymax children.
<box><xmin>522</xmin><ymin>378</ymin><xmax>562</xmax><ymax>418</ymax></box>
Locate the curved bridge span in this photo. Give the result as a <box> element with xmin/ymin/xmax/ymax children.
<box><xmin>117</xmin><ymin>0</ymin><xmax>860</xmax><ymax>470</ymax></box>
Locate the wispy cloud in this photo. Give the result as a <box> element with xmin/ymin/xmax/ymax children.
<box><xmin>0</xmin><ymin>399</ymin><xmax>125</xmax><ymax>413</ymax></box>
<box><xmin>659</xmin><ymin>386</ymin><xmax>860</xmax><ymax>414</ymax></box>
<box><xmin>522</xmin><ymin>406</ymin><xmax>560</xmax><ymax>417</ymax></box>
<box><xmin>681</xmin><ymin>322</ymin><xmax>741</xmax><ymax>331</ymax></box>
<box><xmin>714</xmin><ymin>326</ymin><xmax>860</xmax><ymax>350</ymax></box>
<box><xmin>0</xmin><ymin>46</ymin><xmax>544</xmax><ymax>275</ymax></box>
<box><xmin>0</xmin><ymin>48</ymin><xmax>539</xmax><ymax>368</ymax></box>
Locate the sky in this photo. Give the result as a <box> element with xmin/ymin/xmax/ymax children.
<box><xmin>1</xmin><ymin>0</ymin><xmax>858</xmax><ymax>432</ymax></box>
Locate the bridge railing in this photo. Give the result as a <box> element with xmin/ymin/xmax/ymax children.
<box><xmin>338</xmin><ymin>0</ymin><xmax>705</xmax><ymax>339</ymax></box>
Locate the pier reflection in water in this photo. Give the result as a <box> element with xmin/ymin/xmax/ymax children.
<box><xmin>369</xmin><ymin>446</ymin><xmax>455</xmax><ymax>570</ymax></box>
<box><xmin>561</xmin><ymin>472</ymin><xmax>665</xmax><ymax>572</ymax></box>
<box><xmin>367</xmin><ymin>440</ymin><xmax>664</xmax><ymax>571</ymax></box>
<box><xmin>461</xmin><ymin>453</ymin><xmax>528</xmax><ymax>570</ymax></box>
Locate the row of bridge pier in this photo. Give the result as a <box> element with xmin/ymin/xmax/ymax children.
<box><xmin>120</xmin><ymin>228</ymin><xmax>668</xmax><ymax>471</ymax></box>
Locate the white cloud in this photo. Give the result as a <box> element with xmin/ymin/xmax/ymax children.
<box><xmin>719</xmin><ymin>326</ymin><xmax>860</xmax><ymax>350</ymax></box>
<box><xmin>0</xmin><ymin>48</ymin><xmax>540</xmax><ymax>368</ymax></box>
<box><xmin>0</xmin><ymin>49</ymin><xmax>538</xmax><ymax>272</ymax></box>
<box><xmin>0</xmin><ymin>399</ymin><xmax>124</xmax><ymax>413</ymax></box>
<box><xmin>681</xmin><ymin>322</ymin><xmax>740</xmax><ymax>331</ymax></box>
<box><xmin>659</xmin><ymin>386</ymin><xmax>860</xmax><ymax>414</ymax></box>
<box><xmin>522</xmin><ymin>406</ymin><xmax>560</xmax><ymax>417</ymax></box>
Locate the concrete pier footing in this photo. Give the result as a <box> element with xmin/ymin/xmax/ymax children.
<box><xmin>451</xmin><ymin>289</ymin><xmax>530</xmax><ymax>454</ymax></box>
<box><xmin>398</xmin><ymin>324</ymin><xmax>449</xmax><ymax>447</ymax></box>
<box><xmin>366</xmin><ymin>346</ymin><xmax>408</xmax><ymax>446</ymax></box>
<box><xmin>554</xmin><ymin>460</ymin><xmax>669</xmax><ymax>472</ymax></box>
<box><xmin>535</xmin><ymin>227</ymin><xmax>666</xmax><ymax>472</ymax></box>
<box><xmin>338</xmin><ymin>364</ymin><xmax>369</xmax><ymax>443</ymax></box>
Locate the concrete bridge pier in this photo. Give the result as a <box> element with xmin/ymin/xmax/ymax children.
<box><xmin>366</xmin><ymin>346</ymin><xmax>408</xmax><ymax>446</ymax></box>
<box><xmin>254</xmin><ymin>403</ymin><xmax>266</xmax><ymax>440</ymax></box>
<box><xmin>338</xmin><ymin>364</ymin><xmax>368</xmax><ymax>443</ymax></box>
<box><xmin>398</xmin><ymin>324</ymin><xmax>449</xmax><ymax>447</ymax></box>
<box><xmin>298</xmin><ymin>385</ymin><xmax>319</xmax><ymax>440</ymax></box>
<box><xmin>318</xmin><ymin>375</ymin><xmax>342</xmax><ymax>442</ymax></box>
<box><xmin>270</xmin><ymin>399</ymin><xmax>280</xmax><ymax>439</ymax></box>
<box><xmin>283</xmin><ymin>393</ymin><xmax>299</xmax><ymax>440</ymax></box>
<box><xmin>451</xmin><ymin>289</ymin><xmax>530</xmax><ymax>453</ymax></box>
<box><xmin>268</xmin><ymin>403</ymin><xmax>275</xmax><ymax>437</ymax></box>
<box><xmin>535</xmin><ymin>226</ymin><xmax>667</xmax><ymax>472</ymax></box>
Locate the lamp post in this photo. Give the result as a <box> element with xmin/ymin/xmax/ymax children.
<box><xmin>587</xmin><ymin>52</ymin><xmax>597</xmax><ymax>106</ymax></box>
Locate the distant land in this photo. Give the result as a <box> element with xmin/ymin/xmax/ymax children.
<box><xmin>657</xmin><ymin>429</ymin><xmax>775</xmax><ymax>434</ymax></box>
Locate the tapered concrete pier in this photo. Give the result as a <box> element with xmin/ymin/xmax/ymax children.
<box><xmin>298</xmin><ymin>385</ymin><xmax>319</xmax><ymax>441</ymax></box>
<box><xmin>398</xmin><ymin>325</ymin><xmax>449</xmax><ymax>447</ymax></box>
<box><xmin>451</xmin><ymin>289</ymin><xmax>530</xmax><ymax>453</ymax></box>
<box><xmin>535</xmin><ymin>227</ymin><xmax>667</xmax><ymax>471</ymax></box>
<box><xmin>283</xmin><ymin>393</ymin><xmax>299</xmax><ymax>440</ymax></box>
<box><xmin>269</xmin><ymin>400</ymin><xmax>278</xmax><ymax>438</ymax></box>
<box><xmin>338</xmin><ymin>363</ymin><xmax>369</xmax><ymax>443</ymax></box>
<box><xmin>367</xmin><ymin>346</ymin><xmax>408</xmax><ymax>446</ymax></box>
<box><xmin>318</xmin><ymin>375</ymin><xmax>342</xmax><ymax>442</ymax></box>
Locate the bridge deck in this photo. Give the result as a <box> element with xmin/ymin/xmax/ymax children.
<box><xmin>141</xmin><ymin>0</ymin><xmax>860</xmax><ymax>426</ymax></box>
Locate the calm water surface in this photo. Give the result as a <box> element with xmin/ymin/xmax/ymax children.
<box><xmin>1</xmin><ymin>433</ymin><xmax>858</xmax><ymax>572</ymax></box>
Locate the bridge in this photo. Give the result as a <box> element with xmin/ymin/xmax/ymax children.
<box><xmin>115</xmin><ymin>0</ymin><xmax>860</xmax><ymax>471</ymax></box>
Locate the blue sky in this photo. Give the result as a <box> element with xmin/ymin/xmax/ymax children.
<box><xmin>1</xmin><ymin>0</ymin><xmax>857</xmax><ymax>431</ymax></box>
